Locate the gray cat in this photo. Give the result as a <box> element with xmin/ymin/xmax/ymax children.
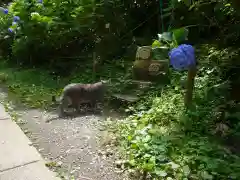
<box><xmin>52</xmin><ymin>80</ymin><xmax>109</xmax><ymax>116</ymax></box>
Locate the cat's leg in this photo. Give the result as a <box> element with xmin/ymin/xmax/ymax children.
<box><xmin>96</xmin><ymin>95</ymin><xmax>104</xmax><ymax>112</ymax></box>
<box><xmin>58</xmin><ymin>95</ymin><xmax>68</xmax><ymax>117</ymax></box>
<box><xmin>98</xmin><ymin>100</ymin><xmax>104</xmax><ymax>114</ymax></box>
<box><xmin>75</xmin><ymin>98</ymin><xmax>87</xmax><ymax>114</ymax></box>
<box><xmin>92</xmin><ymin>100</ymin><xmax>102</xmax><ymax>113</ymax></box>
<box><xmin>75</xmin><ymin>101</ymin><xmax>82</xmax><ymax>113</ymax></box>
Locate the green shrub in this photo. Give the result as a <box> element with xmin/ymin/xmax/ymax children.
<box><xmin>0</xmin><ymin>0</ymin><xmax>130</xmax><ymax>69</ymax></box>
<box><xmin>163</xmin><ymin>0</ymin><xmax>240</xmax><ymax>45</ymax></box>
<box><xmin>5</xmin><ymin>0</ymin><xmax>100</xmax><ymax>66</ymax></box>
<box><xmin>0</xmin><ymin>6</ymin><xmax>14</xmax><ymax>57</ymax></box>
<box><xmin>118</xmin><ymin>46</ymin><xmax>240</xmax><ymax>179</ymax></box>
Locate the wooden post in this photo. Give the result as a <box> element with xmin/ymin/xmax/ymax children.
<box><xmin>184</xmin><ymin>66</ymin><xmax>197</xmax><ymax>108</ymax></box>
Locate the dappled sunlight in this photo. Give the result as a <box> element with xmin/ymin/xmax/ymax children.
<box><xmin>1</xmin><ymin>0</ymin><xmax>240</xmax><ymax>179</ymax></box>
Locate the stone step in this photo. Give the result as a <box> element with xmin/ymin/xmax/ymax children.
<box><xmin>111</xmin><ymin>94</ymin><xmax>139</xmax><ymax>103</ymax></box>
<box><xmin>130</xmin><ymin>80</ymin><xmax>153</xmax><ymax>85</ymax></box>
<box><xmin>124</xmin><ymin>80</ymin><xmax>154</xmax><ymax>90</ymax></box>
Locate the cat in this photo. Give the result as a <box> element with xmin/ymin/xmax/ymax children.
<box><xmin>52</xmin><ymin>80</ymin><xmax>109</xmax><ymax>116</ymax></box>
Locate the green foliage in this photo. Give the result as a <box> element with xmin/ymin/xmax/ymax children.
<box><xmin>151</xmin><ymin>27</ymin><xmax>189</xmax><ymax>61</ymax></box>
<box><xmin>1</xmin><ymin>0</ymin><xmax>238</xmax><ymax>69</ymax></box>
<box><xmin>0</xmin><ymin>0</ymin><xmax>131</xmax><ymax>69</ymax></box>
<box><xmin>0</xmin><ymin>58</ymin><xmax>131</xmax><ymax>109</ymax></box>
<box><xmin>0</xmin><ymin>67</ymin><xmax>61</xmax><ymax>108</ymax></box>
<box><xmin>172</xmin><ymin>28</ymin><xmax>189</xmax><ymax>46</ymax></box>
<box><xmin>152</xmin><ymin>27</ymin><xmax>188</xmax><ymax>49</ymax></box>
<box><xmin>164</xmin><ymin>0</ymin><xmax>240</xmax><ymax>45</ymax></box>
<box><xmin>118</xmin><ymin>46</ymin><xmax>240</xmax><ymax>179</ymax></box>
<box><xmin>4</xmin><ymin>0</ymin><xmax>100</xmax><ymax>66</ymax></box>
<box><xmin>0</xmin><ymin>9</ymin><xmax>14</xmax><ymax>57</ymax></box>
<box><xmin>0</xmin><ymin>0</ymin><xmax>240</xmax><ymax>179</ymax></box>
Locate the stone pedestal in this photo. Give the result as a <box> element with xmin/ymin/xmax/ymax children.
<box><xmin>132</xmin><ymin>46</ymin><xmax>169</xmax><ymax>82</ymax></box>
<box><xmin>135</xmin><ymin>46</ymin><xmax>152</xmax><ymax>61</ymax></box>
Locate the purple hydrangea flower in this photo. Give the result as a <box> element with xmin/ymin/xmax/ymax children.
<box><xmin>38</xmin><ymin>0</ymin><xmax>43</xmax><ymax>3</ymax></box>
<box><xmin>13</xmin><ymin>16</ymin><xmax>20</xmax><ymax>22</ymax></box>
<box><xmin>8</xmin><ymin>28</ymin><xmax>14</xmax><ymax>33</ymax></box>
<box><xmin>169</xmin><ymin>44</ymin><xmax>196</xmax><ymax>71</ymax></box>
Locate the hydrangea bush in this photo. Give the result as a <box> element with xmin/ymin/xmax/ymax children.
<box><xmin>0</xmin><ymin>0</ymin><xmax>53</xmax><ymax>64</ymax></box>
<box><xmin>0</xmin><ymin>0</ymin><xmax>111</xmax><ymax>67</ymax></box>
<box><xmin>0</xmin><ymin>0</ymin><xmax>44</xmax><ymax>34</ymax></box>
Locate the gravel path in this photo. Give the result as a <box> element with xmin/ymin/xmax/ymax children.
<box><xmin>0</xmin><ymin>85</ymin><xmax>128</xmax><ymax>180</ymax></box>
<box><xmin>15</xmin><ymin>108</ymin><xmax>128</xmax><ymax>180</ymax></box>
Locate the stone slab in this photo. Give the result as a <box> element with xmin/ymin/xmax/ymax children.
<box><xmin>0</xmin><ymin>104</ymin><xmax>10</xmax><ymax>120</ymax></box>
<box><xmin>0</xmin><ymin>120</ymin><xmax>42</xmax><ymax>171</ymax></box>
<box><xmin>112</xmin><ymin>94</ymin><xmax>139</xmax><ymax>102</ymax></box>
<box><xmin>0</xmin><ymin>161</ymin><xmax>61</xmax><ymax>180</ymax></box>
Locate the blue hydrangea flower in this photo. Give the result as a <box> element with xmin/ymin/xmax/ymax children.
<box><xmin>0</xmin><ymin>7</ymin><xmax>8</xmax><ymax>14</ymax></box>
<box><xmin>169</xmin><ymin>44</ymin><xmax>196</xmax><ymax>71</ymax></box>
<box><xmin>8</xmin><ymin>28</ymin><xmax>14</xmax><ymax>33</ymax></box>
<box><xmin>4</xmin><ymin>9</ymin><xmax>8</xmax><ymax>14</ymax></box>
<box><xmin>13</xmin><ymin>16</ymin><xmax>20</xmax><ymax>22</ymax></box>
<box><xmin>38</xmin><ymin>0</ymin><xmax>43</xmax><ymax>3</ymax></box>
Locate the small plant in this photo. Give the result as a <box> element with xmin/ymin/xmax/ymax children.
<box><xmin>152</xmin><ymin>27</ymin><xmax>197</xmax><ymax>108</ymax></box>
<box><xmin>152</xmin><ymin>27</ymin><xmax>189</xmax><ymax>49</ymax></box>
